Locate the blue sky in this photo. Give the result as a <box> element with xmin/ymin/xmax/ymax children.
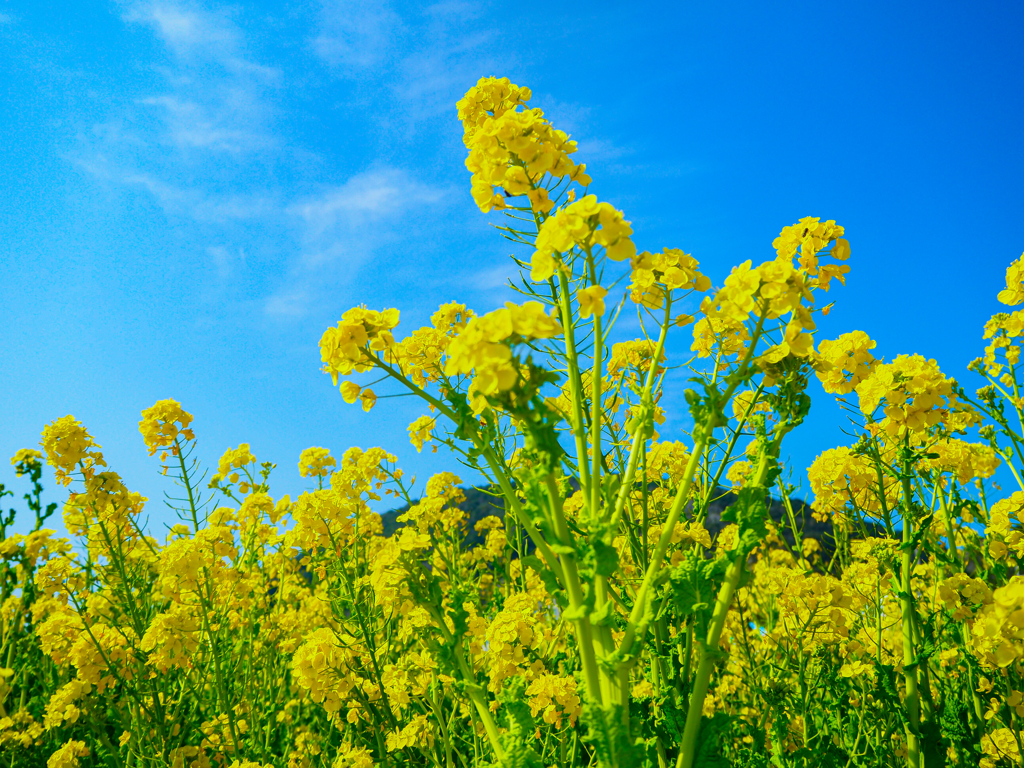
<box><xmin>2</xmin><ymin>0</ymin><xmax>1022</xmax><ymax>537</ymax></box>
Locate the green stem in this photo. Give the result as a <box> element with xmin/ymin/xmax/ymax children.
<box><xmin>900</xmin><ymin>461</ymin><xmax>923</xmax><ymax>768</ymax></box>
<box><xmin>675</xmin><ymin>445</ymin><xmax>774</xmax><ymax>768</ymax></box>
<box><xmin>557</xmin><ymin>269</ymin><xmax>592</xmax><ymax>500</ymax></box>
<box><xmin>544</xmin><ymin>474</ymin><xmax>605</xmax><ymax>712</ymax></box>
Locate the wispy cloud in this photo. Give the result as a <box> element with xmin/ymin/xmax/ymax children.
<box><xmin>537</xmin><ymin>97</ymin><xmax>631</xmax><ymax>164</ymax></box>
<box><xmin>70</xmin><ymin>0</ymin><xmax>286</xmax><ymax>233</ymax></box>
<box><xmin>312</xmin><ymin>0</ymin><xmax>399</xmax><ymax>70</ymax></box>
<box><xmin>75</xmin><ymin>151</ymin><xmax>277</xmax><ymax>223</ymax></box>
<box><xmin>131</xmin><ymin>1</ymin><xmax>238</xmax><ymax>57</ymax></box>
<box><xmin>118</xmin><ymin>0</ymin><xmax>280</xmax><ymax>154</ymax></box>
<box><xmin>206</xmin><ymin>245</ymin><xmax>246</xmax><ymax>278</ymax></box>
<box><xmin>309</xmin><ymin>0</ymin><xmax>501</xmax><ymax>123</ymax></box>
<box><xmin>0</xmin><ymin>12</ymin><xmax>14</xmax><ymax>25</ymax></box>
<box><xmin>264</xmin><ymin>287</ymin><xmax>311</xmax><ymax>318</ymax></box>
<box><xmin>289</xmin><ymin>167</ymin><xmax>445</xmax><ymax>268</ymax></box>
<box><xmin>261</xmin><ymin>167</ymin><xmax>446</xmax><ymax>318</ymax></box>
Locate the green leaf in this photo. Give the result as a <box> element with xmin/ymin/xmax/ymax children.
<box><xmin>581</xmin><ymin>701</ymin><xmax>648</xmax><ymax>768</ymax></box>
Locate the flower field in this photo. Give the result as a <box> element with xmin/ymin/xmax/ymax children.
<box><xmin>6</xmin><ymin>76</ymin><xmax>1024</xmax><ymax>768</ymax></box>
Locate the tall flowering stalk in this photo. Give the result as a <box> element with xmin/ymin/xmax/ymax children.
<box><xmin>7</xmin><ymin>76</ymin><xmax>1024</xmax><ymax>768</ymax></box>
<box><xmin>317</xmin><ymin>76</ymin><xmax>851</xmax><ymax>767</ymax></box>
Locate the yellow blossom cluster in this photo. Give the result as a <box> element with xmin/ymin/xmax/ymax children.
<box><xmin>444</xmin><ymin>301</ymin><xmax>560</xmax><ymax>410</ymax></box>
<box><xmin>986</xmin><ymin>492</ymin><xmax>1024</xmax><ymax>563</ymax></box>
<box><xmin>695</xmin><ymin>218</ymin><xmax>851</xmax><ymax>365</ymax></box>
<box><xmin>458</xmin><ymin>76</ymin><xmax>590</xmax><ymax>214</ymax></box>
<box><xmin>525</xmin><ymin>674</ymin><xmax>581</xmax><ymax>727</ymax></box>
<box><xmin>385</xmin><ymin>302</ymin><xmax>475</xmax><ymax>389</ymax></box>
<box><xmin>926</xmin><ymin>437</ymin><xmax>1001</xmax><ymax>485</ymax></box>
<box><xmin>319</xmin><ymin>306</ymin><xmax>401</xmax><ymax>388</ymax></box>
<box><xmin>138</xmin><ymin>399</ymin><xmax>195</xmax><ymax>456</ymax></box>
<box><xmin>975</xmin><ymin>309</ymin><xmax>1024</xmax><ymax>378</ymax></box>
<box><xmin>40</xmin><ymin>416</ymin><xmax>105</xmax><ymax>486</ymax></box>
<box><xmin>215</xmin><ymin>443</ymin><xmax>257</xmax><ymax>487</ymax></box>
<box><xmin>997</xmin><ymin>253</ymin><xmax>1024</xmax><ymax>306</ymax></box>
<box><xmin>972</xmin><ymin>578</ymin><xmax>1024</xmax><ymax>668</ymax></box>
<box><xmin>855</xmin><ymin>353</ymin><xmax>974</xmax><ymax>439</ymax></box>
<box><xmin>297</xmin><ymin>446</ymin><xmax>336</xmax><ymax>479</ymax></box>
<box><xmin>630</xmin><ymin>248</ymin><xmax>712</xmax><ymax>309</ymax></box>
<box><xmin>406</xmin><ymin>415</ymin><xmax>437</xmax><ymax>452</ymax></box>
<box><xmin>807</xmin><ymin>444</ymin><xmax>899</xmax><ymax>523</ymax></box>
<box><xmin>938</xmin><ymin>574</ymin><xmax>993</xmax><ymax>621</ymax></box>
<box><xmin>607</xmin><ymin>339</ymin><xmax>666</xmax><ymax>383</ymax></box>
<box><xmin>816</xmin><ymin>331</ymin><xmax>879</xmax><ymax>394</ymax></box>
<box><xmin>531</xmin><ymin>195</ymin><xmax>635</xmax><ymax>281</ymax></box>
<box><xmin>771</xmin><ymin>216</ymin><xmax>850</xmax><ymax>289</ymax></box>
<box><xmin>9</xmin><ymin>447</ymin><xmax>43</xmax><ymax>475</ymax></box>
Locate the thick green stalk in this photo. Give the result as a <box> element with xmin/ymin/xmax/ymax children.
<box><xmin>675</xmin><ymin>446</ymin><xmax>773</xmax><ymax>768</ymax></box>
<box><xmin>585</xmin><ymin>253</ymin><xmax>622</xmax><ymax>717</ymax></box>
<box><xmin>618</xmin><ymin>312</ymin><xmax>766</xmax><ymax>660</ymax></box>
<box><xmin>370</xmin><ymin>353</ymin><xmax>567</xmax><ymax>585</ymax></box>
<box><xmin>557</xmin><ymin>269</ymin><xmax>592</xmax><ymax>500</ymax></box>
<box><xmin>900</xmin><ymin>463</ymin><xmax>923</xmax><ymax>768</ymax></box>
<box><xmin>544</xmin><ymin>475</ymin><xmax>605</xmax><ymax>712</ymax></box>
<box><xmin>608</xmin><ymin>298</ymin><xmax>673</xmax><ymax>530</ymax></box>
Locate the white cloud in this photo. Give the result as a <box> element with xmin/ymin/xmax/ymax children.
<box><xmin>393</xmin><ymin>34</ymin><xmax>498</xmax><ymax>121</ymax></box>
<box><xmin>308</xmin><ymin>0</ymin><xmax>501</xmax><ymax>123</ymax></box>
<box><xmin>312</xmin><ymin>0</ymin><xmax>399</xmax><ymax>70</ymax></box>
<box><xmin>206</xmin><ymin>245</ymin><xmax>246</xmax><ymax>278</ymax></box>
<box><xmin>139</xmin><ymin>92</ymin><xmax>273</xmax><ymax>153</ymax></box>
<box><xmin>122</xmin><ymin>0</ymin><xmax>269</xmax><ymax>71</ymax></box>
<box><xmin>466</xmin><ymin>262</ymin><xmax>516</xmax><ymax>292</ymax></box>
<box><xmin>75</xmin><ymin>152</ymin><xmax>277</xmax><ymax>223</ymax></box>
<box><xmin>536</xmin><ymin>97</ymin><xmax>630</xmax><ymax>163</ymax></box>
<box><xmin>264</xmin><ymin>288</ymin><xmax>311</xmax><ymax>318</ymax></box>
<box><xmin>575</xmin><ymin>137</ymin><xmax>630</xmax><ymax>163</ymax></box>
<box><xmin>262</xmin><ymin>168</ymin><xmax>446</xmax><ymax>318</ymax></box>
<box><xmin>289</xmin><ymin>167</ymin><xmax>444</xmax><ymax>265</ymax></box>
<box><xmin>118</xmin><ymin>0</ymin><xmax>280</xmax><ymax>155</ymax></box>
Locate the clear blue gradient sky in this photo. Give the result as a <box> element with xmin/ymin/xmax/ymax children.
<box><xmin>2</xmin><ymin>1</ymin><xmax>1023</xmax><ymax>536</ymax></box>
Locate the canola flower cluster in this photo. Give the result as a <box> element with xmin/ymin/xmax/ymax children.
<box><xmin>457</xmin><ymin>76</ymin><xmax>590</xmax><ymax>215</ymax></box>
<box><xmin>4</xmin><ymin>76</ymin><xmax>1024</xmax><ymax>768</ymax></box>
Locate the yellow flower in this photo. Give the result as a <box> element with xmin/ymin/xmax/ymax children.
<box><xmin>9</xmin><ymin>448</ymin><xmax>43</xmax><ymax>476</ymax></box>
<box><xmin>444</xmin><ymin>302</ymin><xmax>560</xmax><ymax>405</ymax></box>
<box><xmin>385</xmin><ymin>715</ymin><xmax>434</xmax><ymax>753</ymax></box>
<box><xmin>630</xmin><ymin>248</ymin><xmax>711</xmax><ymax>307</ymax></box>
<box><xmin>816</xmin><ymin>331</ymin><xmax>878</xmax><ymax>394</ymax></box>
<box><xmin>726</xmin><ymin>460</ymin><xmax>752</xmax><ymax>490</ymax></box>
<box><xmin>578</xmin><ymin>285</ymin><xmax>608</xmax><ymax>319</ymax></box>
<box><xmin>458</xmin><ymin>76</ymin><xmax>590</xmax><ymax>215</ymax></box>
<box><xmin>608</xmin><ymin>339</ymin><xmax>666</xmax><ymax>381</ymax></box>
<box><xmin>218</xmin><ymin>444</ymin><xmax>256</xmax><ymax>481</ymax></box>
<box><xmin>526</xmin><ymin>674</ymin><xmax>581</xmax><ymax>727</ymax></box>
<box><xmin>690</xmin><ymin>314</ymin><xmax>749</xmax><ymax>359</ymax></box>
<box><xmin>533</xmin><ymin>194</ymin><xmax>635</xmax><ymax>267</ymax></box>
<box><xmin>530</xmin><ymin>251</ymin><xmax>560</xmax><ymax>282</ymax></box>
<box><xmin>40</xmin><ymin>416</ymin><xmax>105</xmax><ymax>486</ymax></box>
<box><xmin>46</xmin><ymin>740</ymin><xmax>89</xmax><ymax>768</ymax></box>
<box><xmin>407</xmin><ymin>415</ymin><xmax>437</xmax><ymax>452</ymax></box>
<box><xmin>998</xmin><ymin>253</ymin><xmax>1024</xmax><ymax>306</ymax></box>
<box><xmin>854</xmin><ymin>354</ymin><xmax>975</xmax><ymax>440</ymax></box>
<box><xmin>339</xmin><ymin>381</ymin><xmax>362</xmax><ymax>403</ymax></box>
<box><xmin>298</xmin><ymin>447</ymin><xmax>337</xmax><ymax>478</ymax></box>
<box><xmin>320</xmin><ymin>307</ymin><xmax>400</xmax><ymax>384</ymax></box>
<box><xmin>358</xmin><ymin>388</ymin><xmax>377</xmax><ymax>412</ymax></box>
<box><xmin>138</xmin><ymin>399</ymin><xmax>195</xmax><ymax>456</ymax></box>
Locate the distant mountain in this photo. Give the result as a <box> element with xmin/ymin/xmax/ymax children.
<box><xmin>381</xmin><ymin>486</ymin><xmax>852</xmax><ymax>559</ymax></box>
